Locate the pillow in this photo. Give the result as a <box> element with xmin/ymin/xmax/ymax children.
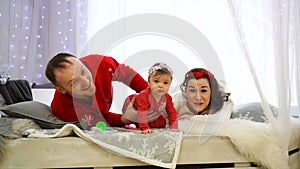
<box><xmin>0</xmin><ymin>92</ymin><xmax>6</xmax><ymax>107</ymax></box>
<box><xmin>0</xmin><ymin>101</ymin><xmax>85</xmax><ymax>129</ymax></box>
<box><xmin>230</xmin><ymin>102</ymin><xmax>278</xmax><ymax>123</ymax></box>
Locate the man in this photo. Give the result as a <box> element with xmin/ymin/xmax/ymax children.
<box><xmin>45</xmin><ymin>53</ymin><xmax>148</xmax><ymax>127</ymax></box>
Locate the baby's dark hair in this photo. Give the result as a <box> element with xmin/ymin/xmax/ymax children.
<box><xmin>180</xmin><ymin>68</ymin><xmax>227</xmax><ymax>113</ymax></box>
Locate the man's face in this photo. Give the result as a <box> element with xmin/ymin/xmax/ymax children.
<box><xmin>54</xmin><ymin>57</ymin><xmax>96</xmax><ymax>100</ymax></box>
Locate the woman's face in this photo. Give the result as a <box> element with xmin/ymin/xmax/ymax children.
<box><xmin>184</xmin><ymin>78</ymin><xmax>212</xmax><ymax>113</ymax></box>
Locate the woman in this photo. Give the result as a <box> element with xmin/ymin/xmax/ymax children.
<box><xmin>174</xmin><ymin>68</ymin><xmax>232</xmax><ymax>120</ymax></box>
<box><xmin>173</xmin><ymin>68</ymin><xmax>233</xmax><ymax>134</ymax></box>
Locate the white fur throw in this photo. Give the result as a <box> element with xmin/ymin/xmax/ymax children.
<box><xmin>179</xmin><ymin>115</ymin><xmax>300</xmax><ymax>169</ymax></box>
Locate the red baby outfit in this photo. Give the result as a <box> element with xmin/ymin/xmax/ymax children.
<box><xmin>51</xmin><ymin>54</ymin><xmax>148</xmax><ymax>127</ymax></box>
<box><xmin>123</xmin><ymin>87</ymin><xmax>178</xmax><ymax>131</ymax></box>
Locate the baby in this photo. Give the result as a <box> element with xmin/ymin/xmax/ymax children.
<box><xmin>122</xmin><ymin>63</ymin><xmax>178</xmax><ymax>134</ymax></box>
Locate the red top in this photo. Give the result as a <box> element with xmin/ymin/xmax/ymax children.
<box><xmin>51</xmin><ymin>54</ymin><xmax>148</xmax><ymax>127</ymax></box>
<box><xmin>134</xmin><ymin>87</ymin><xmax>178</xmax><ymax>130</ymax></box>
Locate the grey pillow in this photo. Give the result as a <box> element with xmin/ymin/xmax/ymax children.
<box><xmin>0</xmin><ymin>101</ymin><xmax>83</xmax><ymax>129</ymax></box>
<box><xmin>230</xmin><ymin>102</ymin><xmax>278</xmax><ymax>123</ymax></box>
<box><xmin>0</xmin><ymin>93</ymin><xmax>6</xmax><ymax>107</ymax></box>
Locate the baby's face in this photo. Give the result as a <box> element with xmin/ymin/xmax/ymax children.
<box><xmin>149</xmin><ymin>72</ymin><xmax>172</xmax><ymax>98</ymax></box>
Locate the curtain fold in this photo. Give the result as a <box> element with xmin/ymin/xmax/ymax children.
<box><xmin>293</xmin><ymin>0</ymin><xmax>300</xmax><ymax>121</ymax></box>
<box><xmin>227</xmin><ymin>0</ymin><xmax>299</xmax><ymax>152</ymax></box>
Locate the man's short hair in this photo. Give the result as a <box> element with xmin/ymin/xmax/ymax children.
<box><xmin>45</xmin><ymin>53</ymin><xmax>76</xmax><ymax>86</ymax></box>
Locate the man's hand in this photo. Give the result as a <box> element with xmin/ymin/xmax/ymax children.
<box><xmin>121</xmin><ymin>98</ymin><xmax>138</xmax><ymax>124</ymax></box>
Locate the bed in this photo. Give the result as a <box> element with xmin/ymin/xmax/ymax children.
<box><xmin>0</xmin><ymin>88</ymin><xmax>299</xmax><ymax>169</ymax></box>
<box><xmin>0</xmin><ymin>135</ymin><xmax>287</xmax><ymax>169</ymax></box>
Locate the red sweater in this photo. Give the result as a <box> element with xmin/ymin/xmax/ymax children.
<box><xmin>51</xmin><ymin>54</ymin><xmax>148</xmax><ymax>127</ymax></box>
<box><xmin>134</xmin><ymin>87</ymin><xmax>179</xmax><ymax>130</ymax></box>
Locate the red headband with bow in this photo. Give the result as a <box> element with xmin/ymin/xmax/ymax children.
<box><xmin>186</xmin><ymin>71</ymin><xmax>213</xmax><ymax>79</ymax></box>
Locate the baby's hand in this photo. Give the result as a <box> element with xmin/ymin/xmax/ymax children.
<box><xmin>170</xmin><ymin>128</ymin><xmax>183</xmax><ymax>133</ymax></box>
<box><xmin>140</xmin><ymin>128</ymin><xmax>154</xmax><ymax>134</ymax></box>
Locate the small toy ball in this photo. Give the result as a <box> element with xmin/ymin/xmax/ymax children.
<box><xmin>129</xmin><ymin>124</ymin><xmax>136</xmax><ymax>128</ymax></box>
<box><xmin>125</xmin><ymin>123</ymin><xmax>138</xmax><ymax>130</ymax></box>
<box><xmin>96</xmin><ymin>121</ymin><xmax>107</xmax><ymax>131</ymax></box>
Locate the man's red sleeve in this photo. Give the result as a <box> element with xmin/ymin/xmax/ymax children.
<box><xmin>51</xmin><ymin>90</ymin><xmax>78</xmax><ymax>122</ymax></box>
<box><xmin>110</xmin><ymin>58</ymin><xmax>149</xmax><ymax>92</ymax></box>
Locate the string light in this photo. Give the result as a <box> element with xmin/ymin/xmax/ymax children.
<box><xmin>6</xmin><ymin>0</ymin><xmax>88</xmax><ymax>84</ymax></box>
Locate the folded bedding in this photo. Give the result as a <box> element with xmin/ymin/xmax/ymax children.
<box><xmin>25</xmin><ymin>124</ymin><xmax>183</xmax><ymax>169</ymax></box>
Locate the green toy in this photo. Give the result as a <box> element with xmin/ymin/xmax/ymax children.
<box><xmin>96</xmin><ymin>121</ymin><xmax>107</xmax><ymax>131</ymax></box>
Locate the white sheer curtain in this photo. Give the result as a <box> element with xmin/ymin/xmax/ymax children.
<box><xmin>227</xmin><ymin>0</ymin><xmax>300</xmax><ymax>152</ymax></box>
<box><xmin>0</xmin><ymin>0</ymin><xmax>87</xmax><ymax>85</ymax></box>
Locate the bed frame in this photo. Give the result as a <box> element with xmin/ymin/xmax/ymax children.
<box><xmin>1</xmin><ymin>135</ymin><xmax>299</xmax><ymax>169</ymax></box>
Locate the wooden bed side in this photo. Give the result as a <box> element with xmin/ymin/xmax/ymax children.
<box><xmin>0</xmin><ymin>136</ymin><xmax>264</xmax><ymax>169</ymax></box>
